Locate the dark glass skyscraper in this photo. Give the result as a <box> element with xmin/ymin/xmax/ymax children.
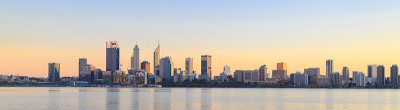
<box><xmin>391</xmin><ymin>65</ymin><xmax>398</xmax><ymax>87</ymax></box>
<box><xmin>106</xmin><ymin>41</ymin><xmax>120</xmax><ymax>72</ymax></box>
<box><xmin>377</xmin><ymin>65</ymin><xmax>385</xmax><ymax>86</ymax></box>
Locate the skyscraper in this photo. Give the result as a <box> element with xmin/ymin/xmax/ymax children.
<box><xmin>259</xmin><ymin>65</ymin><xmax>267</xmax><ymax>81</ymax></box>
<box><xmin>79</xmin><ymin>58</ymin><xmax>87</xmax><ymax>81</ymax></box>
<box><xmin>377</xmin><ymin>65</ymin><xmax>385</xmax><ymax>86</ymax></box>
<box><xmin>391</xmin><ymin>65</ymin><xmax>398</xmax><ymax>87</ymax></box>
<box><xmin>132</xmin><ymin>43</ymin><xmax>140</xmax><ymax>70</ymax></box>
<box><xmin>106</xmin><ymin>41</ymin><xmax>120</xmax><ymax>72</ymax></box>
<box><xmin>353</xmin><ymin>71</ymin><xmax>365</xmax><ymax>87</ymax></box>
<box><xmin>224</xmin><ymin>65</ymin><xmax>231</xmax><ymax>75</ymax></box>
<box><xmin>154</xmin><ymin>43</ymin><xmax>160</xmax><ymax>75</ymax></box>
<box><xmin>201</xmin><ymin>55</ymin><xmax>212</xmax><ymax>81</ymax></box>
<box><xmin>342</xmin><ymin>67</ymin><xmax>349</xmax><ymax>84</ymax></box>
<box><xmin>326</xmin><ymin>59</ymin><xmax>333</xmax><ymax>77</ymax></box>
<box><xmin>160</xmin><ymin>57</ymin><xmax>174</xmax><ymax>82</ymax></box>
<box><xmin>185</xmin><ymin>57</ymin><xmax>193</xmax><ymax>74</ymax></box>
<box><xmin>277</xmin><ymin>62</ymin><xmax>287</xmax><ymax>70</ymax></box>
<box><xmin>141</xmin><ymin>61</ymin><xmax>150</xmax><ymax>73</ymax></box>
<box><xmin>304</xmin><ymin>68</ymin><xmax>320</xmax><ymax>85</ymax></box>
<box><xmin>368</xmin><ymin>65</ymin><xmax>378</xmax><ymax>82</ymax></box>
<box><xmin>48</xmin><ymin>63</ymin><xmax>60</xmax><ymax>83</ymax></box>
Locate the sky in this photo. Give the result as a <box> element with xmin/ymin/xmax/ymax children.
<box><xmin>1</xmin><ymin>0</ymin><xmax>400</xmax><ymax>78</ymax></box>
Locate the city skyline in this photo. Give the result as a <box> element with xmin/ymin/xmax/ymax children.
<box><xmin>1</xmin><ymin>0</ymin><xmax>400</xmax><ymax>77</ymax></box>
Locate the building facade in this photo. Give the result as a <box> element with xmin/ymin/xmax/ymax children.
<box><xmin>185</xmin><ymin>57</ymin><xmax>194</xmax><ymax>74</ymax></box>
<box><xmin>201</xmin><ymin>55</ymin><xmax>212</xmax><ymax>81</ymax></box>
<box><xmin>160</xmin><ymin>57</ymin><xmax>174</xmax><ymax>82</ymax></box>
<box><xmin>48</xmin><ymin>63</ymin><xmax>61</xmax><ymax>83</ymax></box>
<box><xmin>106</xmin><ymin>41</ymin><xmax>120</xmax><ymax>72</ymax></box>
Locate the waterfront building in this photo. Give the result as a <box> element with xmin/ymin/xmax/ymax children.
<box><xmin>48</xmin><ymin>63</ymin><xmax>61</xmax><ymax>83</ymax></box>
<box><xmin>154</xmin><ymin>43</ymin><xmax>160</xmax><ymax>76</ymax></box>
<box><xmin>259</xmin><ymin>65</ymin><xmax>267</xmax><ymax>81</ymax></box>
<box><xmin>377</xmin><ymin>65</ymin><xmax>385</xmax><ymax>86</ymax></box>
<box><xmin>160</xmin><ymin>57</ymin><xmax>174</xmax><ymax>82</ymax></box>
<box><xmin>185</xmin><ymin>58</ymin><xmax>194</xmax><ymax>74</ymax></box>
<box><xmin>304</xmin><ymin>68</ymin><xmax>320</xmax><ymax>85</ymax></box>
<box><xmin>234</xmin><ymin>70</ymin><xmax>244</xmax><ymax>82</ymax></box>
<box><xmin>368</xmin><ymin>65</ymin><xmax>378</xmax><ymax>83</ymax></box>
<box><xmin>201</xmin><ymin>55</ymin><xmax>212</xmax><ymax>81</ymax></box>
<box><xmin>329</xmin><ymin>72</ymin><xmax>340</xmax><ymax>86</ymax></box>
<box><xmin>353</xmin><ymin>71</ymin><xmax>366</xmax><ymax>87</ymax></box>
<box><xmin>106</xmin><ymin>41</ymin><xmax>120</xmax><ymax>72</ymax></box>
<box><xmin>141</xmin><ymin>61</ymin><xmax>150</xmax><ymax>73</ymax></box>
<box><xmin>326</xmin><ymin>59</ymin><xmax>333</xmax><ymax>77</ymax></box>
<box><xmin>391</xmin><ymin>65</ymin><xmax>399</xmax><ymax>87</ymax></box>
<box><xmin>272</xmin><ymin>62</ymin><xmax>287</xmax><ymax>81</ymax></box>
<box><xmin>78</xmin><ymin>58</ymin><xmax>87</xmax><ymax>81</ymax></box>
<box><xmin>132</xmin><ymin>44</ymin><xmax>140</xmax><ymax>70</ymax></box>
<box><xmin>293</xmin><ymin>72</ymin><xmax>309</xmax><ymax>87</ymax></box>
<box><xmin>342</xmin><ymin>67</ymin><xmax>350</xmax><ymax>84</ymax></box>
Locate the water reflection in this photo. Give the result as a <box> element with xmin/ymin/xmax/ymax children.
<box><xmin>79</xmin><ymin>88</ymin><xmax>88</xmax><ymax>110</ymax></box>
<box><xmin>106</xmin><ymin>88</ymin><xmax>120</xmax><ymax>110</ymax></box>
<box><xmin>48</xmin><ymin>88</ymin><xmax>60</xmax><ymax>110</ymax></box>
<box><xmin>153</xmin><ymin>89</ymin><xmax>171</xmax><ymax>110</ymax></box>
<box><xmin>201</xmin><ymin>88</ymin><xmax>212</xmax><ymax>110</ymax></box>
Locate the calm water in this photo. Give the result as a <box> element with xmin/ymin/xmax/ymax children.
<box><xmin>1</xmin><ymin>87</ymin><xmax>400</xmax><ymax>110</ymax></box>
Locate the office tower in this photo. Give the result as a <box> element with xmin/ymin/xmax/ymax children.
<box><xmin>293</xmin><ymin>72</ymin><xmax>309</xmax><ymax>87</ymax></box>
<box><xmin>391</xmin><ymin>65</ymin><xmax>399</xmax><ymax>87</ymax></box>
<box><xmin>48</xmin><ymin>63</ymin><xmax>60</xmax><ymax>83</ymax></box>
<box><xmin>342</xmin><ymin>67</ymin><xmax>349</xmax><ymax>84</ymax></box>
<box><xmin>277</xmin><ymin>62</ymin><xmax>287</xmax><ymax>70</ymax></box>
<box><xmin>353</xmin><ymin>71</ymin><xmax>365</xmax><ymax>87</ymax></box>
<box><xmin>304</xmin><ymin>68</ymin><xmax>320</xmax><ymax>85</ymax></box>
<box><xmin>329</xmin><ymin>72</ymin><xmax>340</xmax><ymax>86</ymax></box>
<box><xmin>326</xmin><ymin>59</ymin><xmax>333</xmax><ymax>77</ymax></box>
<box><xmin>272</xmin><ymin>70</ymin><xmax>287</xmax><ymax>81</ymax></box>
<box><xmin>377</xmin><ymin>65</ymin><xmax>385</xmax><ymax>86</ymax></box>
<box><xmin>185</xmin><ymin>57</ymin><xmax>194</xmax><ymax>74</ymax></box>
<box><xmin>259</xmin><ymin>65</ymin><xmax>267</xmax><ymax>81</ymax></box>
<box><xmin>78</xmin><ymin>58</ymin><xmax>87</xmax><ymax>81</ymax></box>
<box><xmin>272</xmin><ymin>62</ymin><xmax>287</xmax><ymax>81</ymax></box>
<box><xmin>132</xmin><ymin>44</ymin><xmax>140</xmax><ymax>70</ymax></box>
<box><xmin>223</xmin><ymin>65</ymin><xmax>231</xmax><ymax>75</ymax></box>
<box><xmin>154</xmin><ymin>43</ymin><xmax>160</xmax><ymax>75</ymax></box>
<box><xmin>201</xmin><ymin>55</ymin><xmax>212</xmax><ymax>81</ymax></box>
<box><xmin>106</xmin><ymin>41</ymin><xmax>120</xmax><ymax>72</ymax></box>
<box><xmin>160</xmin><ymin>57</ymin><xmax>174</xmax><ymax>82</ymax></box>
<box><xmin>141</xmin><ymin>61</ymin><xmax>150</xmax><ymax>73</ymax></box>
<box><xmin>234</xmin><ymin>70</ymin><xmax>244</xmax><ymax>82</ymax></box>
<box><xmin>368</xmin><ymin>65</ymin><xmax>378</xmax><ymax>82</ymax></box>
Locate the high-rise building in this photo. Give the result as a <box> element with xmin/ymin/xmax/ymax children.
<box><xmin>259</xmin><ymin>65</ymin><xmax>267</xmax><ymax>81</ymax></box>
<box><xmin>391</xmin><ymin>65</ymin><xmax>398</xmax><ymax>87</ymax></box>
<box><xmin>160</xmin><ymin>57</ymin><xmax>174</xmax><ymax>82</ymax></box>
<box><xmin>273</xmin><ymin>62</ymin><xmax>287</xmax><ymax>81</ymax></box>
<box><xmin>234</xmin><ymin>70</ymin><xmax>244</xmax><ymax>82</ymax></box>
<box><xmin>342</xmin><ymin>67</ymin><xmax>350</xmax><ymax>84</ymax></box>
<box><xmin>293</xmin><ymin>72</ymin><xmax>309</xmax><ymax>87</ymax></box>
<box><xmin>377</xmin><ymin>65</ymin><xmax>385</xmax><ymax>86</ymax></box>
<box><xmin>353</xmin><ymin>71</ymin><xmax>365</xmax><ymax>87</ymax></box>
<box><xmin>132</xmin><ymin>44</ymin><xmax>140</xmax><ymax>70</ymax></box>
<box><xmin>304</xmin><ymin>68</ymin><xmax>320</xmax><ymax>85</ymax></box>
<box><xmin>277</xmin><ymin>62</ymin><xmax>287</xmax><ymax>70</ymax></box>
<box><xmin>201</xmin><ymin>55</ymin><xmax>212</xmax><ymax>81</ymax></box>
<box><xmin>141</xmin><ymin>61</ymin><xmax>150</xmax><ymax>73</ymax></box>
<box><xmin>185</xmin><ymin>57</ymin><xmax>194</xmax><ymax>74</ymax></box>
<box><xmin>106</xmin><ymin>41</ymin><xmax>120</xmax><ymax>72</ymax></box>
<box><xmin>326</xmin><ymin>59</ymin><xmax>333</xmax><ymax>77</ymax></box>
<box><xmin>154</xmin><ymin>43</ymin><xmax>160</xmax><ymax>76</ymax></box>
<box><xmin>78</xmin><ymin>58</ymin><xmax>87</xmax><ymax>81</ymax></box>
<box><xmin>368</xmin><ymin>65</ymin><xmax>378</xmax><ymax>81</ymax></box>
<box><xmin>223</xmin><ymin>65</ymin><xmax>231</xmax><ymax>75</ymax></box>
<box><xmin>329</xmin><ymin>72</ymin><xmax>340</xmax><ymax>86</ymax></box>
<box><xmin>48</xmin><ymin>63</ymin><xmax>60</xmax><ymax>83</ymax></box>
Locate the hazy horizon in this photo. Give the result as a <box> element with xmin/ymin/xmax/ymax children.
<box><xmin>1</xmin><ymin>0</ymin><xmax>400</xmax><ymax>77</ymax></box>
